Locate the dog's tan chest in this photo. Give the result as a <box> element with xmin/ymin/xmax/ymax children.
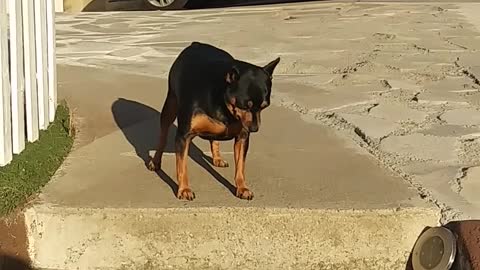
<box><xmin>190</xmin><ymin>114</ymin><xmax>242</xmax><ymax>138</ymax></box>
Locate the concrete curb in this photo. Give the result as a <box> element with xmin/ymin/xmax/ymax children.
<box><xmin>25</xmin><ymin>206</ymin><xmax>439</xmax><ymax>270</ymax></box>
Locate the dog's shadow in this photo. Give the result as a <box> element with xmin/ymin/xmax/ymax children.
<box><xmin>111</xmin><ymin>98</ymin><xmax>236</xmax><ymax>197</ymax></box>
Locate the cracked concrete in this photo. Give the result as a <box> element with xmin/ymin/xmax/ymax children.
<box><xmin>24</xmin><ymin>1</ymin><xmax>480</xmax><ymax>268</ymax></box>
<box><xmin>460</xmin><ymin>166</ymin><xmax>480</xmax><ymax>204</ymax></box>
<box><xmin>441</xmin><ymin>108</ymin><xmax>480</xmax><ymax>125</ymax></box>
<box><xmin>379</xmin><ymin>133</ymin><xmax>459</xmax><ymax>162</ymax></box>
<box><xmin>27</xmin><ymin>65</ymin><xmax>437</xmax><ymax>270</ymax></box>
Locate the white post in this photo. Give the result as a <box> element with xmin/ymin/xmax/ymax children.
<box><xmin>0</xmin><ymin>0</ymin><xmax>13</xmax><ymax>166</ymax></box>
<box><xmin>55</xmin><ymin>0</ymin><xmax>64</xmax><ymax>13</ymax></box>
<box><xmin>9</xmin><ymin>0</ymin><xmax>26</xmax><ymax>154</ymax></box>
<box><xmin>34</xmin><ymin>0</ymin><xmax>49</xmax><ymax>130</ymax></box>
<box><xmin>23</xmin><ymin>0</ymin><xmax>39</xmax><ymax>142</ymax></box>
<box><xmin>46</xmin><ymin>0</ymin><xmax>57</xmax><ymax>122</ymax></box>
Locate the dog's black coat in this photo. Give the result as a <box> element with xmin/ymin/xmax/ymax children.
<box><xmin>169</xmin><ymin>42</ymin><xmax>279</xmax><ymax>139</ymax></box>
<box><xmin>149</xmin><ymin>41</ymin><xmax>280</xmax><ymax>200</ymax></box>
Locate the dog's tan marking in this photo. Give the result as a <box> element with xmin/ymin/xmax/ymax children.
<box><xmin>190</xmin><ymin>114</ymin><xmax>243</xmax><ymax>137</ymax></box>
<box><xmin>233</xmin><ymin>136</ymin><xmax>253</xmax><ymax>200</ymax></box>
<box><xmin>210</xmin><ymin>140</ymin><xmax>229</xmax><ymax>168</ymax></box>
<box><xmin>176</xmin><ymin>138</ymin><xmax>195</xmax><ymax>201</ymax></box>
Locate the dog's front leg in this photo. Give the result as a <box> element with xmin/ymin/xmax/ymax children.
<box><xmin>234</xmin><ymin>133</ymin><xmax>253</xmax><ymax>200</ymax></box>
<box><xmin>175</xmin><ymin>133</ymin><xmax>195</xmax><ymax>200</ymax></box>
<box><xmin>210</xmin><ymin>140</ymin><xmax>229</xmax><ymax>168</ymax></box>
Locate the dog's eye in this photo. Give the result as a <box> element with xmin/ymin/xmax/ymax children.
<box><xmin>247</xmin><ymin>101</ymin><xmax>253</xmax><ymax>109</ymax></box>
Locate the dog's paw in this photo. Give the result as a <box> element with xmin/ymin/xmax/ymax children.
<box><xmin>236</xmin><ymin>187</ymin><xmax>254</xmax><ymax>200</ymax></box>
<box><xmin>213</xmin><ymin>158</ymin><xmax>229</xmax><ymax>168</ymax></box>
<box><xmin>147</xmin><ymin>159</ymin><xmax>160</xmax><ymax>171</ymax></box>
<box><xmin>177</xmin><ymin>188</ymin><xmax>195</xmax><ymax>201</ymax></box>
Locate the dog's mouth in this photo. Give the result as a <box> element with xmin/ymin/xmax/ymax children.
<box><xmin>232</xmin><ymin>114</ymin><xmax>255</xmax><ymax>132</ymax></box>
<box><xmin>226</xmin><ymin>100</ymin><xmax>262</xmax><ymax>133</ymax></box>
<box><xmin>248</xmin><ymin>125</ymin><xmax>259</xmax><ymax>132</ymax></box>
<box><xmin>235</xmin><ymin>110</ymin><xmax>261</xmax><ymax>133</ymax></box>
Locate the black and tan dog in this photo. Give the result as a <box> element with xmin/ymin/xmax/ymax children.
<box><xmin>148</xmin><ymin>42</ymin><xmax>280</xmax><ymax>201</ymax></box>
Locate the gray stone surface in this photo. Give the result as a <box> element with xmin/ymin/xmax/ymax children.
<box><xmin>461</xmin><ymin>166</ymin><xmax>480</xmax><ymax>205</ymax></box>
<box><xmin>420</xmin><ymin>124</ymin><xmax>480</xmax><ymax>137</ymax></box>
<box><xmin>379</xmin><ymin>133</ymin><xmax>459</xmax><ymax>161</ymax></box>
<box><xmin>28</xmin><ymin>65</ymin><xmax>437</xmax><ymax>270</ymax></box>
<box><xmin>441</xmin><ymin>108</ymin><xmax>480</xmax><ymax>126</ymax></box>
<box><xmin>26</xmin><ymin>1</ymin><xmax>480</xmax><ymax>268</ymax></box>
<box><xmin>339</xmin><ymin>113</ymin><xmax>398</xmax><ymax>139</ymax></box>
<box><xmin>368</xmin><ymin>103</ymin><xmax>428</xmax><ymax>123</ymax></box>
<box><xmin>50</xmin><ymin>0</ymin><xmax>480</xmax><ymax>223</ymax></box>
<box><xmin>43</xmin><ymin>66</ymin><xmax>422</xmax><ymax>210</ymax></box>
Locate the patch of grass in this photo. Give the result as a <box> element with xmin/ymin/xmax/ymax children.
<box><xmin>0</xmin><ymin>102</ymin><xmax>74</xmax><ymax>216</ymax></box>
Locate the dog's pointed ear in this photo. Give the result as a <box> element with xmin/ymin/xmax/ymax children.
<box><xmin>263</xmin><ymin>57</ymin><xmax>280</xmax><ymax>77</ymax></box>
<box><xmin>225</xmin><ymin>66</ymin><xmax>240</xmax><ymax>84</ymax></box>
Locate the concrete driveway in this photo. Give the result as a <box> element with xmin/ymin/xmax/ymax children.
<box><xmin>52</xmin><ymin>0</ymin><xmax>480</xmax><ymax>219</ymax></box>
<box><xmin>24</xmin><ymin>1</ymin><xmax>480</xmax><ymax>269</ymax></box>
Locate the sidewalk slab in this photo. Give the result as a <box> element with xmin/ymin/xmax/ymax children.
<box><xmin>52</xmin><ymin>2</ymin><xmax>480</xmax><ymax>219</ymax></box>
<box><xmin>24</xmin><ymin>1</ymin><xmax>480</xmax><ymax>267</ymax></box>
<box><xmin>39</xmin><ymin>65</ymin><xmax>427</xmax><ymax>209</ymax></box>
<box><xmin>24</xmin><ymin>65</ymin><xmax>438</xmax><ymax>269</ymax></box>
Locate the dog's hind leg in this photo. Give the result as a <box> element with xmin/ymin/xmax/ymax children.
<box><xmin>210</xmin><ymin>140</ymin><xmax>229</xmax><ymax>168</ymax></box>
<box><xmin>148</xmin><ymin>91</ymin><xmax>177</xmax><ymax>171</ymax></box>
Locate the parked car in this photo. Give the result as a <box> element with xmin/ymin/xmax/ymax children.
<box><xmin>144</xmin><ymin>0</ymin><xmax>189</xmax><ymax>9</ymax></box>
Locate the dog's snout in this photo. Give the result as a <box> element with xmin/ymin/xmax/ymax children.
<box><xmin>248</xmin><ymin>112</ymin><xmax>261</xmax><ymax>132</ymax></box>
<box><xmin>249</xmin><ymin>125</ymin><xmax>259</xmax><ymax>132</ymax></box>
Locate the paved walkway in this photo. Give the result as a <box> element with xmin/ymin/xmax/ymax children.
<box><xmin>44</xmin><ymin>65</ymin><xmax>422</xmax><ymax>210</ymax></box>
<box><xmin>29</xmin><ymin>64</ymin><xmax>435</xmax><ymax>270</ymax></box>
<box><xmin>45</xmin><ymin>1</ymin><xmax>480</xmax><ymax>220</ymax></box>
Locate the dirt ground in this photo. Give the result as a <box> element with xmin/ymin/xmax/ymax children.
<box><xmin>0</xmin><ymin>211</ymin><xmax>31</xmax><ymax>270</ymax></box>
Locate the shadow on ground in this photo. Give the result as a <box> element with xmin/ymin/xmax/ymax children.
<box><xmin>0</xmin><ymin>254</ymin><xmax>34</xmax><ymax>270</ymax></box>
<box><xmin>79</xmin><ymin>0</ymin><xmax>322</xmax><ymax>11</ymax></box>
<box><xmin>111</xmin><ymin>98</ymin><xmax>236</xmax><ymax>197</ymax></box>
<box><xmin>82</xmin><ymin>0</ymin><xmax>148</xmax><ymax>11</ymax></box>
<box><xmin>192</xmin><ymin>0</ymin><xmax>322</xmax><ymax>9</ymax></box>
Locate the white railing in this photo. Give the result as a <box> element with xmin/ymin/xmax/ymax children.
<box><xmin>0</xmin><ymin>0</ymin><xmax>57</xmax><ymax>166</ymax></box>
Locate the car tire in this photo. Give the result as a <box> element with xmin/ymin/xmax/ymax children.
<box><xmin>143</xmin><ymin>0</ymin><xmax>189</xmax><ymax>10</ymax></box>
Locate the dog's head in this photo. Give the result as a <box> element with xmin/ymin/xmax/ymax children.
<box><xmin>224</xmin><ymin>57</ymin><xmax>280</xmax><ymax>133</ymax></box>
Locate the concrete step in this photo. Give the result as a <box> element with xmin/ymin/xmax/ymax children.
<box><xmin>25</xmin><ymin>206</ymin><xmax>439</xmax><ymax>270</ymax></box>
<box><xmin>26</xmin><ymin>65</ymin><xmax>442</xmax><ymax>269</ymax></box>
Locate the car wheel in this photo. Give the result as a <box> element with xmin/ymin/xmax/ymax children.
<box><xmin>143</xmin><ymin>0</ymin><xmax>189</xmax><ymax>10</ymax></box>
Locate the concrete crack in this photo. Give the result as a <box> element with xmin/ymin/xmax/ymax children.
<box><xmin>412</xmin><ymin>44</ymin><xmax>430</xmax><ymax>54</ymax></box>
<box><xmin>332</xmin><ymin>60</ymin><xmax>369</xmax><ymax>75</ymax></box>
<box><xmin>379</xmin><ymin>79</ymin><xmax>392</xmax><ymax>89</ymax></box>
<box><xmin>332</xmin><ymin>50</ymin><xmax>377</xmax><ymax>76</ymax></box>
<box><xmin>444</xmin><ymin>38</ymin><xmax>468</xmax><ymax>50</ymax></box>
<box><xmin>372</xmin><ymin>32</ymin><xmax>396</xmax><ymax>41</ymax></box>
<box><xmin>411</xmin><ymin>92</ymin><xmax>420</xmax><ymax>102</ymax></box>
<box><xmin>366</xmin><ymin>103</ymin><xmax>379</xmax><ymax>113</ymax></box>
<box><xmin>354</xmin><ymin>127</ymin><xmax>369</xmax><ymax>144</ymax></box>
<box><xmin>272</xmin><ymin>95</ymin><xmax>462</xmax><ymax>224</ymax></box>
<box><xmin>462</xmin><ymin>69</ymin><xmax>480</xmax><ymax>86</ymax></box>
<box><xmin>314</xmin><ymin>111</ymin><xmax>455</xmax><ymax>223</ymax></box>
<box><xmin>454</xmin><ymin>57</ymin><xmax>480</xmax><ymax>86</ymax></box>
<box><xmin>450</xmin><ymin>167</ymin><xmax>468</xmax><ymax>194</ymax></box>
